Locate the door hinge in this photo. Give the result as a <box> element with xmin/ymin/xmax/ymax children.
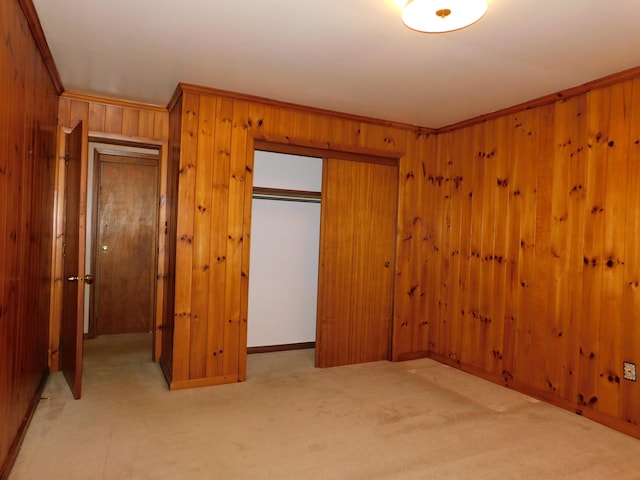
<box><xmin>64</xmin><ymin>152</ymin><xmax>69</xmax><ymax>165</ymax></box>
<box><xmin>62</xmin><ymin>242</ymin><xmax>66</xmax><ymax>257</ymax></box>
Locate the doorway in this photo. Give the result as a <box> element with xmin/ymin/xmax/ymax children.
<box><xmin>247</xmin><ymin>151</ymin><xmax>322</xmax><ymax>362</ymax></box>
<box><xmin>87</xmin><ymin>144</ymin><xmax>160</xmax><ymax>343</ymax></box>
<box><xmin>246</xmin><ymin>147</ymin><xmax>399</xmax><ymax>372</ymax></box>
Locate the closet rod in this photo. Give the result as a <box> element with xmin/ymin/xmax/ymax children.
<box><xmin>252</xmin><ymin>186</ymin><xmax>321</xmax><ymax>204</ymax></box>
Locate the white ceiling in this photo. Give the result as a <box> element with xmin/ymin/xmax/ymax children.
<box><xmin>33</xmin><ymin>0</ymin><xmax>640</xmax><ymax>128</ymax></box>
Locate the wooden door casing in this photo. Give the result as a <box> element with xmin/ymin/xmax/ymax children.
<box><xmin>93</xmin><ymin>151</ymin><xmax>159</xmax><ymax>336</ymax></box>
<box><xmin>61</xmin><ymin>121</ymin><xmax>87</xmax><ymax>399</ymax></box>
<box><xmin>316</xmin><ymin>157</ymin><xmax>399</xmax><ymax>368</ymax></box>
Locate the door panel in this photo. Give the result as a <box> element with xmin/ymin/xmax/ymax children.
<box><xmin>61</xmin><ymin>121</ymin><xmax>86</xmax><ymax>399</ymax></box>
<box><xmin>95</xmin><ymin>153</ymin><xmax>158</xmax><ymax>335</ymax></box>
<box><xmin>316</xmin><ymin>158</ymin><xmax>398</xmax><ymax>367</ymax></box>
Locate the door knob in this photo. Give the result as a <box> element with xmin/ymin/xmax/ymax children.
<box><xmin>101</xmin><ymin>245</ymin><xmax>109</xmax><ymax>252</ymax></box>
<box><xmin>66</xmin><ymin>275</ymin><xmax>94</xmax><ymax>284</ymax></box>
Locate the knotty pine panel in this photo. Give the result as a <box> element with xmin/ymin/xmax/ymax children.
<box><xmin>0</xmin><ymin>0</ymin><xmax>59</xmax><ymax>475</ymax></box>
<box><xmin>164</xmin><ymin>84</ymin><xmax>435</xmax><ymax>388</ymax></box>
<box><xmin>429</xmin><ymin>78</ymin><xmax>640</xmax><ymax>438</ymax></box>
<box><xmin>58</xmin><ymin>93</ymin><xmax>168</xmax><ymax>142</ymax></box>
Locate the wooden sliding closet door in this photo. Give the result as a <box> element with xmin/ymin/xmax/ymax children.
<box><xmin>316</xmin><ymin>158</ymin><xmax>398</xmax><ymax>368</ymax></box>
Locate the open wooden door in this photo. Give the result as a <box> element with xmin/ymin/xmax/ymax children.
<box><xmin>61</xmin><ymin>121</ymin><xmax>87</xmax><ymax>399</ymax></box>
<box><xmin>316</xmin><ymin>157</ymin><xmax>398</xmax><ymax>367</ymax></box>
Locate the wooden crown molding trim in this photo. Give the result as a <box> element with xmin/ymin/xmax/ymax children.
<box><xmin>174</xmin><ymin>82</ymin><xmax>437</xmax><ymax>135</ymax></box>
<box><xmin>62</xmin><ymin>91</ymin><xmax>167</xmax><ymax>113</ymax></box>
<box><xmin>17</xmin><ymin>0</ymin><xmax>64</xmax><ymax>94</ymax></box>
<box><xmin>437</xmin><ymin>65</ymin><xmax>640</xmax><ymax>133</ymax></box>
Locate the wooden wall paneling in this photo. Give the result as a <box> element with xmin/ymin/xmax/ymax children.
<box><xmin>534</xmin><ymin>105</ymin><xmax>558</xmax><ymax>393</ymax></box>
<box><xmin>498</xmin><ymin>115</ymin><xmax>521</xmax><ymax>384</ymax></box>
<box><xmin>477</xmin><ymin>118</ymin><xmax>500</xmax><ymax>372</ymax></box>
<box><xmin>138</xmin><ymin>110</ymin><xmax>155</xmax><ymax>139</ymax></box>
<box><xmin>391</xmin><ymin>136</ymin><xmax>417</xmax><ymax>359</ymax></box>
<box><xmin>104</xmin><ymin>105</ymin><xmax>123</xmax><ymax>135</ymax></box>
<box><xmin>453</xmin><ymin>127</ymin><xmax>476</xmax><ymax>366</ymax></box>
<box><xmin>410</xmin><ymin>133</ymin><xmax>433</xmax><ymax>355</ymax></box>
<box><xmin>620</xmin><ymin>77</ymin><xmax>640</xmax><ymax>426</ymax></box>
<box><xmin>438</xmin><ymin>128</ymin><xmax>462</xmax><ymax>358</ymax></box>
<box><xmin>88</xmin><ymin>103</ymin><xmax>106</xmax><ymax>132</ymax></box>
<box><xmin>17</xmin><ymin>44</ymin><xmax>39</xmax><ymax>411</ymax></box>
<box><xmin>189</xmin><ymin>95</ymin><xmax>216</xmax><ymax>379</ymax></box>
<box><xmin>206</xmin><ymin>98</ymin><xmax>234</xmax><ymax>379</ymax></box>
<box><xmin>562</xmin><ymin>95</ymin><xmax>588</xmax><ymax>405</ymax></box>
<box><xmin>488</xmin><ymin>116</ymin><xmax>512</xmax><ymax>376</ymax></box>
<box><xmin>462</xmin><ymin>123</ymin><xmax>486</xmax><ymax>367</ymax></box>
<box><xmin>425</xmin><ymin>129</ymin><xmax>449</xmax><ymax>354</ymax></box>
<box><xmin>423</xmin><ymin>134</ymin><xmax>443</xmax><ymax>353</ymax></box>
<box><xmin>510</xmin><ymin>109</ymin><xmax>540</xmax><ymax>385</ymax></box>
<box><xmin>57</xmin><ymin>96</ymin><xmax>71</xmax><ymax>128</ymax></box>
<box><xmin>578</xmin><ymin>87</ymin><xmax>611</xmax><ymax>412</ymax></box>
<box><xmin>546</xmin><ymin>97</ymin><xmax>577</xmax><ymax>399</ymax></box>
<box><xmin>435</xmin><ymin>130</ymin><xmax>454</xmax><ymax>356</ymax></box>
<box><xmin>69</xmin><ymin>100</ymin><xmax>89</xmax><ymax>129</ymax></box>
<box><xmin>1</xmin><ymin>0</ymin><xmax>58</xmax><ymax>473</ymax></box>
<box><xmin>262</xmin><ymin>105</ymin><xmax>281</xmax><ymax>139</ymax></box>
<box><xmin>221</xmin><ymin>100</ymin><xmax>250</xmax><ymax>379</ymax></box>
<box><xmin>527</xmin><ymin>106</ymin><xmax>555</xmax><ymax>392</ymax></box>
<box><xmin>247</xmin><ymin>102</ymin><xmax>266</xmax><ymax>141</ymax></box>
<box><xmin>3</xmin><ymin>7</ymin><xmax>26</xmax><ymax>463</ymax></box>
<box><xmin>153</xmin><ymin>110</ymin><xmax>169</xmax><ymax>141</ymax></box>
<box><xmin>290</xmin><ymin>110</ymin><xmax>312</xmax><ymax>140</ymax></box>
<box><xmin>122</xmin><ymin>108</ymin><xmax>140</xmax><ymax>137</ymax></box>
<box><xmin>393</xmin><ymin>131</ymin><xmax>430</xmax><ymax>358</ymax></box>
<box><xmin>0</xmin><ymin>17</ymin><xmax>19</xmax><ymax>465</ymax></box>
<box><xmin>172</xmin><ymin>93</ymin><xmax>200</xmax><ymax>383</ymax></box>
<box><xmin>595</xmin><ymin>80</ymin><xmax>632</xmax><ymax>417</ymax></box>
<box><xmin>442</xmin><ymin>128</ymin><xmax>466</xmax><ymax>362</ymax></box>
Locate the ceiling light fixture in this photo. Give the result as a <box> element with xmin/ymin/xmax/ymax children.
<box><xmin>402</xmin><ymin>0</ymin><xmax>488</xmax><ymax>33</ymax></box>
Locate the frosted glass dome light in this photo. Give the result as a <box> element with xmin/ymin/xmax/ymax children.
<box><xmin>402</xmin><ymin>0</ymin><xmax>488</xmax><ymax>33</ymax></box>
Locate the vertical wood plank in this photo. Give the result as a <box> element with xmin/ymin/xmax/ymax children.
<box><xmin>138</xmin><ymin>110</ymin><xmax>155</xmax><ymax>139</ymax></box>
<box><xmin>206</xmin><ymin>98</ymin><xmax>233</xmax><ymax>378</ymax></box>
<box><xmin>463</xmin><ymin>123</ymin><xmax>486</xmax><ymax>367</ymax></box>
<box><xmin>122</xmin><ymin>108</ymin><xmax>140</xmax><ymax>137</ymax></box>
<box><xmin>172</xmin><ymin>93</ymin><xmax>200</xmax><ymax>382</ymax></box>
<box><xmin>88</xmin><ymin>103</ymin><xmax>106</xmax><ymax>132</ymax></box>
<box><xmin>189</xmin><ymin>96</ymin><xmax>216</xmax><ymax>379</ymax></box>
<box><xmin>595</xmin><ymin>81</ymin><xmax>632</xmax><ymax>417</ymax></box>
<box><xmin>104</xmin><ymin>105</ymin><xmax>123</xmax><ymax>134</ymax></box>
<box><xmin>620</xmin><ymin>77</ymin><xmax>640</xmax><ymax>427</ymax></box>
<box><xmin>578</xmin><ymin>87</ymin><xmax>610</xmax><ymax>412</ymax></box>
<box><xmin>454</xmin><ymin>126</ymin><xmax>477</xmax><ymax>366</ymax></box>
<box><xmin>222</xmin><ymin>100</ymin><xmax>250</xmax><ymax>377</ymax></box>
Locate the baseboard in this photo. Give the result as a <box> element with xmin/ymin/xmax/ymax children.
<box><xmin>247</xmin><ymin>342</ymin><xmax>315</xmax><ymax>354</ymax></box>
<box><xmin>395</xmin><ymin>350</ymin><xmax>430</xmax><ymax>362</ymax></box>
<box><xmin>427</xmin><ymin>352</ymin><xmax>640</xmax><ymax>440</ymax></box>
<box><xmin>0</xmin><ymin>368</ymin><xmax>49</xmax><ymax>480</ymax></box>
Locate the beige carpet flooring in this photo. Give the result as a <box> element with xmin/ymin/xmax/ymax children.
<box><xmin>9</xmin><ymin>333</ymin><xmax>640</xmax><ymax>479</ymax></box>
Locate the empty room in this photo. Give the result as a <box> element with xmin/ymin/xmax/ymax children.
<box><xmin>2</xmin><ymin>0</ymin><xmax>640</xmax><ymax>478</ymax></box>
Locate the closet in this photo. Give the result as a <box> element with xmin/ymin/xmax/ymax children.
<box><xmin>161</xmin><ymin>84</ymin><xmax>421</xmax><ymax>390</ymax></box>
